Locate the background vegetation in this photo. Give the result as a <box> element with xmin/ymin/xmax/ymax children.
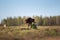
<box><xmin>0</xmin><ymin>15</ymin><xmax>60</xmax><ymax>26</ymax></box>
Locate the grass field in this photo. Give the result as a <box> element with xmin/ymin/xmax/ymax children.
<box><xmin>0</xmin><ymin>26</ymin><xmax>60</xmax><ymax>40</ymax></box>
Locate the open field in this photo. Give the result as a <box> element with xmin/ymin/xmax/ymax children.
<box><xmin>0</xmin><ymin>26</ymin><xmax>60</xmax><ymax>40</ymax></box>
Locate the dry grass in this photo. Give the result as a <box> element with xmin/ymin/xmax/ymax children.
<box><xmin>0</xmin><ymin>26</ymin><xmax>60</xmax><ymax>40</ymax></box>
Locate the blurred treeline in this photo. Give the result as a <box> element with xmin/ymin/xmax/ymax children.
<box><xmin>0</xmin><ymin>15</ymin><xmax>60</xmax><ymax>26</ymax></box>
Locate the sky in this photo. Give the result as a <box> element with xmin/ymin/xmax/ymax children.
<box><xmin>0</xmin><ymin>0</ymin><xmax>60</xmax><ymax>22</ymax></box>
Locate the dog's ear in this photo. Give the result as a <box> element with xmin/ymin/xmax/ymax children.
<box><xmin>32</xmin><ymin>19</ymin><xmax>35</xmax><ymax>22</ymax></box>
